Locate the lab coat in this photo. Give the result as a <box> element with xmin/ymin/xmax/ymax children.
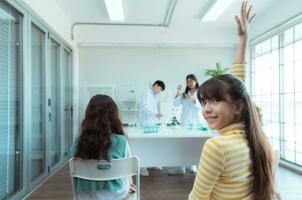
<box><xmin>174</xmin><ymin>90</ymin><xmax>204</xmax><ymax>127</ymax></box>
<box><xmin>138</xmin><ymin>89</ymin><xmax>158</xmax><ymax>126</ymax></box>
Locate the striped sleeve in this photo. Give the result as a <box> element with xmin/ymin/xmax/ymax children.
<box><xmin>230</xmin><ymin>61</ymin><xmax>246</xmax><ymax>83</ymax></box>
<box><xmin>188</xmin><ymin>138</ymin><xmax>225</xmax><ymax>200</ymax></box>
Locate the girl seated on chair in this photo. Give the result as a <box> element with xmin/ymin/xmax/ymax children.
<box><xmin>71</xmin><ymin>94</ymin><xmax>136</xmax><ymax>200</ymax></box>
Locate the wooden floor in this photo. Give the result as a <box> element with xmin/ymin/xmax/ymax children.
<box><xmin>26</xmin><ymin>166</ymin><xmax>195</xmax><ymax>200</ymax></box>
<box><xmin>26</xmin><ymin>165</ymin><xmax>302</xmax><ymax>200</ymax></box>
<box><xmin>26</xmin><ymin>165</ymin><xmax>74</xmax><ymax>200</ymax></box>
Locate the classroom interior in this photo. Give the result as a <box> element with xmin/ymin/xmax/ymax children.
<box><xmin>1</xmin><ymin>0</ymin><xmax>302</xmax><ymax>199</ymax></box>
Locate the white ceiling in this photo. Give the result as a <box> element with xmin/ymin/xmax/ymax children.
<box><xmin>53</xmin><ymin>0</ymin><xmax>283</xmax><ymax>44</ymax></box>
<box><xmin>55</xmin><ymin>0</ymin><xmax>280</xmax><ymax>26</ymax></box>
<box><xmin>54</xmin><ymin>0</ymin><xmax>171</xmax><ymax>24</ymax></box>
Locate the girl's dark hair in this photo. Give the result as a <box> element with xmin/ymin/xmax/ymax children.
<box><xmin>198</xmin><ymin>74</ymin><xmax>274</xmax><ymax>200</ymax></box>
<box><xmin>75</xmin><ymin>94</ymin><xmax>125</xmax><ymax>161</ymax></box>
<box><xmin>184</xmin><ymin>74</ymin><xmax>199</xmax><ymax>94</ymax></box>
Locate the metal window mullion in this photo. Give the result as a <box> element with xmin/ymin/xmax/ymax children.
<box><xmin>279</xmin><ymin>32</ymin><xmax>285</xmax><ymax>159</ymax></box>
<box><xmin>59</xmin><ymin>44</ymin><xmax>65</xmax><ymax>162</ymax></box>
<box><xmin>293</xmin><ymin>26</ymin><xmax>297</xmax><ymax>164</ymax></box>
<box><xmin>44</xmin><ymin>31</ymin><xmax>50</xmax><ymax>175</ymax></box>
<box><xmin>269</xmin><ymin>38</ymin><xmax>274</xmax><ymax>134</ymax></box>
<box><xmin>6</xmin><ymin>6</ymin><xmax>12</xmax><ymax>197</ymax></box>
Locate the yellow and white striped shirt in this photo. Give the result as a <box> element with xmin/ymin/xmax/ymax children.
<box><xmin>189</xmin><ymin>122</ymin><xmax>253</xmax><ymax>200</ymax></box>
<box><xmin>230</xmin><ymin>61</ymin><xmax>246</xmax><ymax>83</ymax></box>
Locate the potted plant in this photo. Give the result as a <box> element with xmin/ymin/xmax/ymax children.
<box><xmin>204</xmin><ymin>62</ymin><xmax>229</xmax><ymax>77</ymax></box>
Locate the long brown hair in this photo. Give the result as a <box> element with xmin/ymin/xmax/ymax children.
<box><xmin>198</xmin><ymin>74</ymin><xmax>274</xmax><ymax>200</ymax></box>
<box><xmin>75</xmin><ymin>94</ymin><xmax>125</xmax><ymax>161</ymax></box>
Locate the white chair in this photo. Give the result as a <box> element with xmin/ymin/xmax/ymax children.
<box><xmin>273</xmin><ymin>149</ymin><xmax>280</xmax><ymax>173</ymax></box>
<box><xmin>273</xmin><ymin>150</ymin><xmax>281</xmax><ymax>200</ymax></box>
<box><xmin>69</xmin><ymin>156</ymin><xmax>140</xmax><ymax>200</ymax></box>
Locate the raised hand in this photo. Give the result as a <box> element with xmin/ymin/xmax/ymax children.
<box><xmin>235</xmin><ymin>1</ymin><xmax>256</xmax><ymax>39</ymax></box>
<box><xmin>235</xmin><ymin>1</ymin><xmax>256</xmax><ymax>62</ymax></box>
<box><xmin>177</xmin><ymin>84</ymin><xmax>183</xmax><ymax>96</ymax></box>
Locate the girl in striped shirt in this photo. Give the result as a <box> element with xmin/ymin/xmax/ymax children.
<box><xmin>189</xmin><ymin>2</ymin><xmax>277</xmax><ymax>200</ymax></box>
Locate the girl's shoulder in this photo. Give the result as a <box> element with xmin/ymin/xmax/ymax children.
<box><xmin>109</xmin><ymin>134</ymin><xmax>128</xmax><ymax>158</ymax></box>
<box><xmin>111</xmin><ymin>133</ymin><xmax>126</xmax><ymax>138</ymax></box>
<box><xmin>110</xmin><ymin>133</ymin><xmax>127</xmax><ymax>143</ymax></box>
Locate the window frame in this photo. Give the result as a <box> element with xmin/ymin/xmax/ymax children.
<box><xmin>250</xmin><ymin>14</ymin><xmax>302</xmax><ymax>170</ymax></box>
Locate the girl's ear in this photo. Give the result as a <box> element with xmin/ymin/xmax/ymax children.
<box><xmin>235</xmin><ymin>99</ymin><xmax>244</xmax><ymax>115</ymax></box>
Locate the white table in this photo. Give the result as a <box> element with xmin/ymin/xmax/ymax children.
<box><xmin>126</xmin><ymin>127</ymin><xmax>217</xmax><ymax>167</ymax></box>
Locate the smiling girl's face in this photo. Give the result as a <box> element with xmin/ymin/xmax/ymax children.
<box><xmin>202</xmin><ymin>95</ymin><xmax>243</xmax><ymax>129</ymax></box>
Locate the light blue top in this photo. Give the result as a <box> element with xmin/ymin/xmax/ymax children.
<box><xmin>70</xmin><ymin>134</ymin><xmax>130</xmax><ymax>193</ymax></box>
<box><xmin>174</xmin><ymin>90</ymin><xmax>205</xmax><ymax>127</ymax></box>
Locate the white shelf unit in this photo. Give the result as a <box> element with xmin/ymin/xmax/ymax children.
<box><xmin>84</xmin><ymin>85</ymin><xmax>115</xmax><ymax>106</ymax></box>
<box><xmin>121</xmin><ymin>99</ymin><xmax>138</xmax><ymax>126</ymax></box>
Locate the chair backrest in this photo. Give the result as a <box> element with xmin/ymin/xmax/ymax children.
<box><xmin>273</xmin><ymin>150</ymin><xmax>281</xmax><ymax>200</ymax></box>
<box><xmin>69</xmin><ymin>156</ymin><xmax>140</xmax><ymax>200</ymax></box>
<box><xmin>273</xmin><ymin>150</ymin><xmax>280</xmax><ymax>174</ymax></box>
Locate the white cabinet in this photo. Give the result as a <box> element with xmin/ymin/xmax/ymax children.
<box><xmin>120</xmin><ymin>99</ymin><xmax>137</xmax><ymax>126</ymax></box>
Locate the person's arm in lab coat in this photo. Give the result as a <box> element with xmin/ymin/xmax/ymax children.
<box><xmin>140</xmin><ymin>92</ymin><xmax>157</xmax><ymax>119</ymax></box>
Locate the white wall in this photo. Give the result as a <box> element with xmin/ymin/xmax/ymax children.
<box><xmin>78</xmin><ymin>45</ymin><xmax>236</xmax><ymax>122</ymax></box>
<box><xmin>20</xmin><ymin>0</ymin><xmax>74</xmax><ymax>45</ymax></box>
<box><xmin>76</xmin><ymin>26</ymin><xmax>237</xmax><ymax>46</ymax></box>
<box><xmin>250</xmin><ymin>0</ymin><xmax>302</xmax><ymax>40</ymax></box>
